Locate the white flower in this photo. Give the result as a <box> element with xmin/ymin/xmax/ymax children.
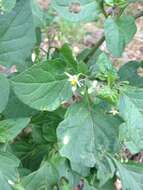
<box><xmin>109</xmin><ymin>107</ymin><xmax>119</xmax><ymax>116</ymax></box>
<box><xmin>65</xmin><ymin>72</ymin><xmax>81</xmax><ymax>91</ymax></box>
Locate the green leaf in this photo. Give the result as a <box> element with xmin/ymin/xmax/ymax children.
<box><xmin>128</xmin><ymin>0</ymin><xmax>143</xmax><ymax>3</ymax></box>
<box><xmin>3</xmin><ymin>89</ymin><xmax>38</xmax><ymax>118</ymax></box>
<box><xmin>0</xmin><ymin>74</ymin><xmax>9</xmax><ymax>113</ymax></box>
<box><xmin>119</xmin><ymin>94</ymin><xmax>143</xmax><ymax>153</ymax></box>
<box><xmin>51</xmin><ymin>154</ymin><xmax>80</xmax><ymax>189</ymax></box>
<box><xmin>59</xmin><ymin>44</ymin><xmax>77</xmax><ymax>72</ymax></box>
<box><xmin>0</xmin><ymin>152</ymin><xmax>20</xmax><ymax>190</ymax></box>
<box><xmin>118</xmin><ymin>61</ymin><xmax>143</xmax><ymax>88</ymax></box>
<box><xmin>0</xmin><ymin>173</ymin><xmax>12</xmax><ymax>190</ymax></box>
<box><xmin>0</xmin><ymin>0</ymin><xmax>36</xmax><ymax>70</ymax></box>
<box><xmin>77</xmin><ymin>61</ymin><xmax>89</xmax><ymax>75</ymax></box>
<box><xmin>104</xmin><ymin>0</ymin><xmax>127</xmax><ymax>7</ymax></box>
<box><xmin>115</xmin><ymin>161</ymin><xmax>143</xmax><ymax>190</ymax></box>
<box><xmin>90</xmin><ymin>53</ymin><xmax>113</xmax><ymax>76</ymax></box>
<box><xmin>30</xmin><ymin>0</ymin><xmax>46</xmax><ymax>27</ymax></box>
<box><xmin>122</xmin><ymin>86</ymin><xmax>143</xmax><ymax>112</ymax></box>
<box><xmin>91</xmin><ymin>53</ymin><xmax>118</xmax><ymax>84</ymax></box>
<box><xmin>57</xmin><ymin>98</ymin><xmax>122</xmax><ymax>168</ymax></box>
<box><xmin>11</xmin><ymin>140</ymin><xmax>51</xmax><ymax>171</ymax></box>
<box><xmin>52</xmin><ymin>0</ymin><xmax>100</xmax><ymax>22</ymax></box>
<box><xmin>97</xmin><ymin>86</ymin><xmax>119</xmax><ymax>105</ymax></box>
<box><xmin>12</xmin><ymin>59</ymin><xmax>72</xmax><ymax>111</ymax></box>
<box><xmin>83</xmin><ymin>180</ymin><xmax>97</xmax><ymax>190</ymax></box>
<box><xmin>70</xmin><ymin>162</ymin><xmax>90</xmax><ymax>177</ymax></box>
<box><xmin>0</xmin><ymin>118</ymin><xmax>30</xmax><ymax>143</ymax></box>
<box><xmin>0</xmin><ymin>0</ymin><xmax>16</xmax><ymax>12</ymax></box>
<box><xmin>97</xmin><ymin>156</ymin><xmax>115</xmax><ymax>187</ymax></box>
<box><xmin>104</xmin><ymin>16</ymin><xmax>137</xmax><ymax>57</ymax></box>
<box><xmin>98</xmin><ymin>180</ymin><xmax>115</xmax><ymax>190</ymax></box>
<box><xmin>31</xmin><ymin>111</ymin><xmax>62</xmax><ymax>143</ymax></box>
<box><xmin>22</xmin><ymin>160</ymin><xmax>59</xmax><ymax>190</ymax></box>
<box><xmin>60</xmin><ymin>181</ymin><xmax>71</xmax><ymax>190</ymax></box>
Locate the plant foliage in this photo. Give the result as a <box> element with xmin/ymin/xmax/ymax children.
<box><xmin>0</xmin><ymin>0</ymin><xmax>143</xmax><ymax>189</ymax></box>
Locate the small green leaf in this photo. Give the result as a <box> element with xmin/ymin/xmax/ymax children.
<box><xmin>97</xmin><ymin>156</ymin><xmax>115</xmax><ymax>187</ymax></box>
<box><xmin>90</xmin><ymin>53</ymin><xmax>113</xmax><ymax>76</ymax></box>
<box><xmin>0</xmin><ymin>74</ymin><xmax>9</xmax><ymax>113</ymax></box>
<box><xmin>59</xmin><ymin>44</ymin><xmax>77</xmax><ymax>72</ymax></box>
<box><xmin>0</xmin><ymin>0</ymin><xmax>16</xmax><ymax>12</ymax></box>
<box><xmin>90</xmin><ymin>53</ymin><xmax>118</xmax><ymax>85</ymax></box>
<box><xmin>51</xmin><ymin>154</ymin><xmax>80</xmax><ymax>189</ymax></box>
<box><xmin>97</xmin><ymin>86</ymin><xmax>119</xmax><ymax>105</ymax></box>
<box><xmin>104</xmin><ymin>0</ymin><xmax>127</xmax><ymax>7</ymax></box>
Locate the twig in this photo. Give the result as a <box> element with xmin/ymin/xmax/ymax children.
<box><xmin>84</xmin><ymin>35</ymin><xmax>105</xmax><ymax>62</ymax></box>
<box><xmin>40</xmin><ymin>47</ymin><xmax>48</xmax><ymax>54</ymax></box>
<box><xmin>84</xmin><ymin>10</ymin><xmax>143</xmax><ymax>62</ymax></box>
<box><xmin>134</xmin><ymin>10</ymin><xmax>143</xmax><ymax>20</ymax></box>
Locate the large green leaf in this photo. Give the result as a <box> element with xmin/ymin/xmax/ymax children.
<box><xmin>0</xmin><ymin>0</ymin><xmax>36</xmax><ymax>70</ymax></box>
<box><xmin>118</xmin><ymin>61</ymin><xmax>143</xmax><ymax>88</ymax></box>
<box><xmin>104</xmin><ymin>16</ymin><xmax>137</xmax><ymax>57</ymax></box>
<box><xmin>52</xmin><ymin>0</ymin><xmax>100</xmax><ymax>22</ymax></box>
<box><xmin>57</xmin><ymin>98</ymin><xmax>122</xmax><ymax>168</ymax></box>
<box><xmin>3</xmin><ymin>89</ymin><xmax>37</xmax><ymax>118</ymax></box>
<box><xmin>0</xmin><ymin>152</ymin><xmax>20</xmax><ymax>190</ymax></box>
<box><xmin>22</xmin><ymin>160</ymin><xmax>59</xmax><ymax>190</ymax></box>
<box><xmin>12</xmin><ymin>59</ymin><xmax>72</xmax><ymax>111</ymax></box>
<box><xmin>115</xmin><ymin>161</ymin><xmax>143</xmax><ymax>190</ymax></box>
<box><xmin>119</xmin><ymin>94</ymin><xmax>143</xmax><ymax>153</ymax></box>
<box><xmin>0</xmin><ymin>74</ymin><xmax>9</xmax><ymax>113</ymax></box>
<box><xmin>0</xmin><ymin>118</ymin><xmax>30</xmax><ymax>143</ymax></box>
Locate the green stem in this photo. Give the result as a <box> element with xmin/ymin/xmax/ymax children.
<box><xmin>84</xmin><ymin>35</ymin><xmax>105</xmax><ymax>62</ymax></box>
<box><xmin>100</xmin><ymin>0</ymin><xmax>108</xmax><ymax>18</ymax></box>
